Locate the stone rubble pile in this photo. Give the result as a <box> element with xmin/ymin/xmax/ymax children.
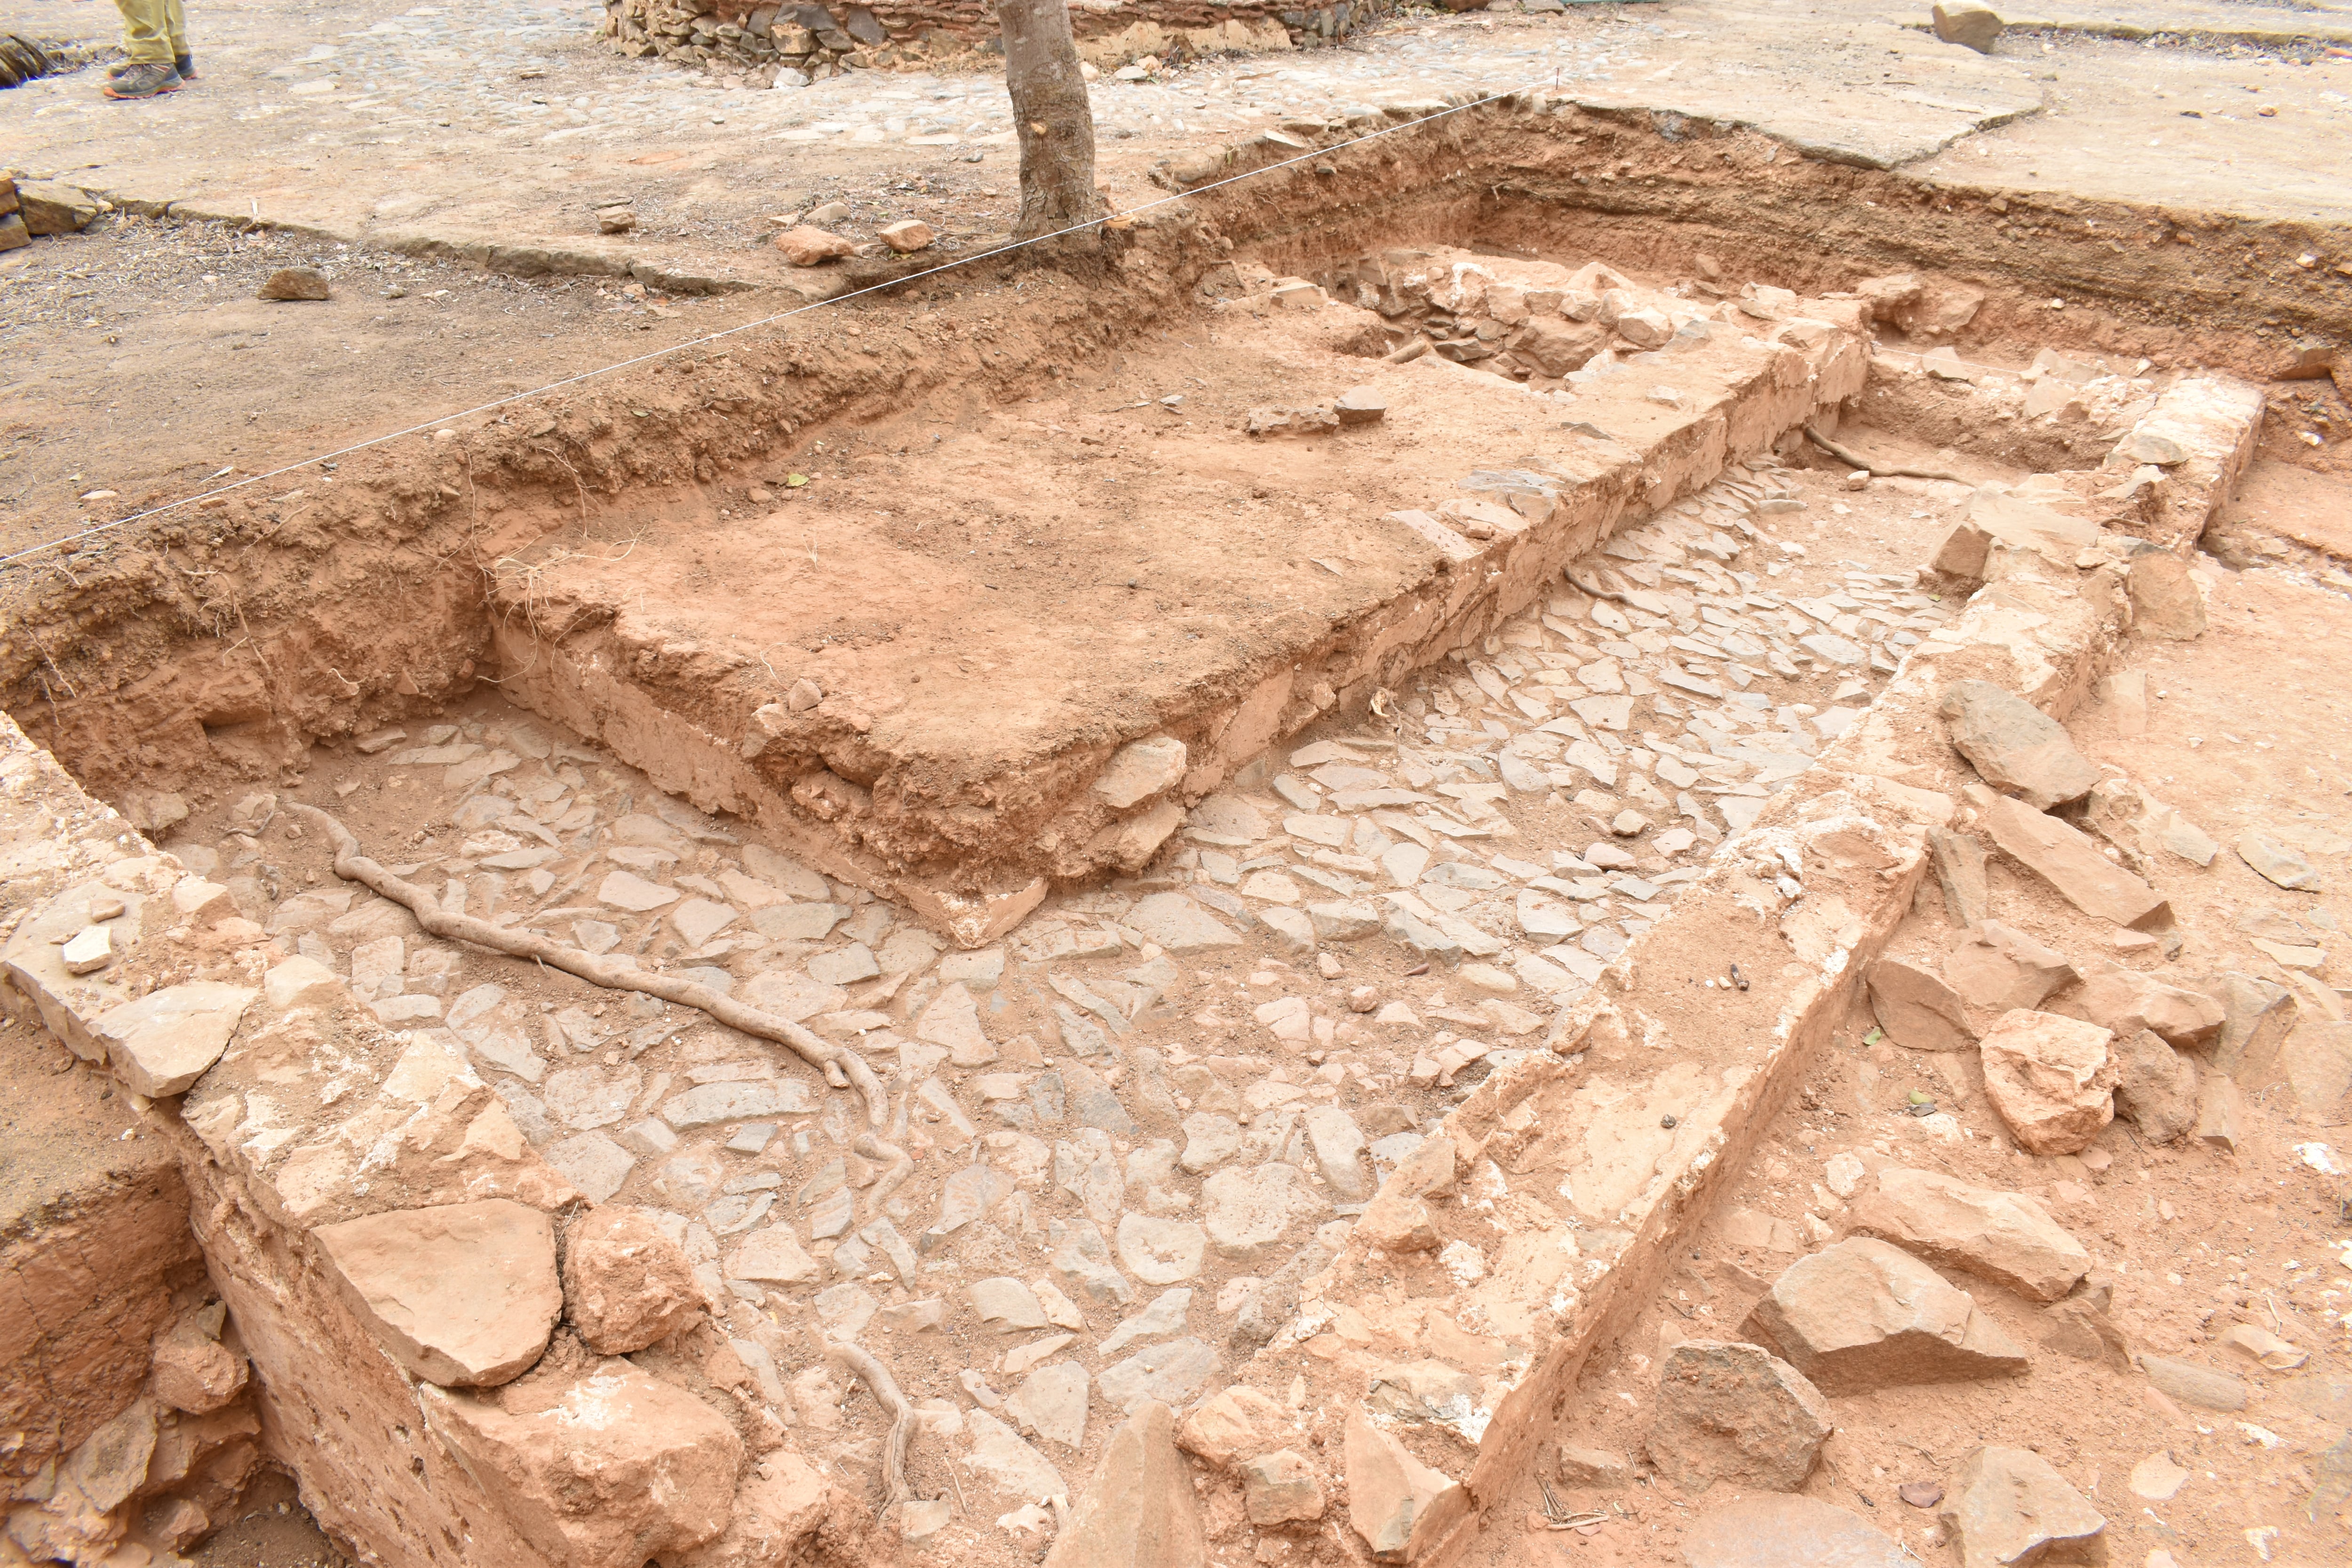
<box><xmin>598</xmin><ymin>0</ymin><xmax>1351</xmax><ymax>85</ymax></box>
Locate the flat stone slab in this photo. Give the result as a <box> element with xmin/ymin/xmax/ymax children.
<box><xmin>1979</xmin><ymin>795</ymin><xmax>2170</xmax><ymax>929</ymax></box>
<box><xmin>1850</xmin><ymin>1166</ymin><xmax>2089</xmax><ymax>1302</ymax></box>
<box><xmin>91</xmin><ymin>981</ymin><xmax>256</xmax><ymax>1098</ymax></box>
<box><xmin>315</xmin><ymin>1199</ymin><xmax>563</xmax><ymax>1387</ymax></box>
<box><xmin>660</xmin><ymin>1078</ymin><xmax>815</xmax><ymax>1127</ymax></box>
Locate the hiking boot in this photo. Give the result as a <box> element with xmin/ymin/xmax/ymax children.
<box><xmin>108</xmin><ymin>54</ymin><xmax>191</xmax><ymax>78</ymax></box>
<box><xmin>103</xmin><ymin>61</ymin><xmax>182</xmax><ymax>99</ymax></box>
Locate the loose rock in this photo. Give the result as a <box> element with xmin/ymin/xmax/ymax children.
<box><xmin>1977</xmin><ymin>1009</ymin><xmax>2119</xmax><ymax>1155</ymax></box>
<box><xmin>1943</xmin><ymin>921</ymin><xmax>2075</xmax><ymax>1013</ymax></box>
<box><xmin>563</xmin><ymin>1206</ymin><xmax>699</xmax><ymax>1354</ymax></box>
<box><xmin>1241</xmin><ymin>1448</ymin><xmax>1327</xmax><ymax>1524</ymax></box>
<box><xmin>2040</xmin><ymin>1296</ymin><xmax>2130</xmax><ymax>1370</ymax></box>
<box><xmin>1978</xmin><ymin>796</ymin><xmax>2170</xmax><ymax>929</ymax></box>
<box><xmin>2127</xmin><ymin>552</ymin><xmax>2207</xmax><ymax>639</ymax></box>
<box><xmin>2237</xmin><ymin>829</ymin><xmax>2319</xmax><ymax>890</ymax></box>
<box><xmin>1041</xmin><ymin>1401</ymin><xmax>1204</xmax><ymax>1568</ymax></box>
<box><xmin>877</xmin><ymin>218</ymin><xmax>934</xmax><ymax>253</ymax></box>
<box><xmin>1939</xmin><ymin>681</ymin><xmax>2102</xmax><ymax>810</ymax></box>
<box><xmin>1850</xmin><ymin>1166</ymin><xmax>2089</xmax><ymax>1301</ymax></box>
<box><xmin>1741</xmin><ymin>1238</ymin><xmax>2029</xmax><ymax>1393</ymax></box>
<box><xmin>1931</xmin><ymin>0</ymin><xmax>2004</xmax><ymax>53</ymax></box>
<box><xmin>1645</xmin><ymin>1339</ymin><xmax>1832</xmax><ymax>1492</ymax></box>
<box><xmin>149</xmin><ymin>1314</ymin><xmax>249</xmax><ymax>1414</ymax></box>
<box><xmin>2139</xmin><ymin>1355</ymin><xmax>2249</xmax><ymax>1411</ymax></box>
<box><xmin>1335</xmin><ymin>386</ymin><xmax>1387</xmax><ymax>426</ymax></box>
<box><xmin>2111</xmin><ymin>1029</ymin><xmax>2199</xmax><ymax>1143</ymax></box>
<box><xmin>1344</xmin><ymin>1410</ymin><xmax>1458</xmax><ymax>1559</ymax></box>
<box><xmin>774</xmin><ymin>225</ymin><xmax>854</xmax><ymax>266</ymax></box>
<box><xmin>2073</xmin><ymin>969</ymin><xmax>2223</xmax><ymax>1048</ymax></box>
<box><xmin>1556</xmin><ymin>1444</ymin><xmax>1629</xmax><ymax>1488</ymax></box>
<box><xmin>259</xmin><ymin>267</ymin><xmax>331</xmax><ymax>301</ymax></box>
<box><xmin>1178</xmin><ymin>1385</ymin><xmax>1292</xmax><ymax>1470</ymax></box>
<box><xmin>1940</xmin><ymin>1445</ymin><xmax>2105</xmax><ymax>1568</ymax></box>
<box><xmin>1867</xmin><ymin>958</ymin><xmax>1975</xmax><ymax>1052</ymax></box>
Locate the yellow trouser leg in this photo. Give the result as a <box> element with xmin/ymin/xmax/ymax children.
<box><xmin>113</xmin><ymin>0</ymin><xmax>178</xmax><ymax>65</ymax></box>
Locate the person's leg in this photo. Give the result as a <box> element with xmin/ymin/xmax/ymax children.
<box><xmin>165</xmin><ymin>0</ymin><xmax>193</xmax><ymax>76</ymax></box>
<box><xmin>112</xmin><ymin>0</ymin><xmax>173</xmax><ymax>64</ymax></box>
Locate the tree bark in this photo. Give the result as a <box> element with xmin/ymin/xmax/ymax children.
<box><xmin>997</xmin><ymin>0</ymin><xmax>1107</xmax><ymax>242</ymax></box>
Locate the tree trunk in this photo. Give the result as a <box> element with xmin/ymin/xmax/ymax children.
<box><xmin>997</xmin><ymin>0</ymin><xmax>1107</xmax><ymax>242</ymax></box>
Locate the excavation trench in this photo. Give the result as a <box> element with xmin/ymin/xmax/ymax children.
<box><xmin>0</xmin><ymin>95</ymin><xmax>2327</xmax><ymax>1568</ymax></box>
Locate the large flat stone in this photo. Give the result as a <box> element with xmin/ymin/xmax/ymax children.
<box><xmin>1849</xmin><ymin>1167</ymin><xmax>2089</xmax><ymax>1302</ymax></box>
<box><xmin>315</xmin><ymin>1199</ymin><xmax>563</xmax><ymax>1387</ymax></box>
<box><xmin>1979</xmin><ymin>796</ymin><xmax>2170</xmax><ymax>930</ymax></box>
<box><xmin>1126</xmin><ymin>894</ymin><xmax>1244</xmax><ymax>952</ymax></box>
<box><xmin>1682</xmin><ymin>1494</ymin><xmax>1909</xmax><ymax>1568</ymax></box>
<box><xmin>90</xmin><ymin>981</ymin><xmax>255</xmax><ymax>1098</ymax></box>
<box><xmin>421</xmin><ymin>1357</ymin><xmax>741</xmax><ymax>1567</ymax></box>
<box><xmin>1939</xmin><ymin>681</ymin><xmax>2101</xmax><ymax>810</ymax></box>
<box><xmin>1202</xmin><ymin>1162</ymin><xmax>1328</xmax><ymax>1261</ymax></box>
<box><xmin>660</xmin><ymin>1078</ymin><xmax>815</xmax><ymax>1127</ymax></box>
<box><xmin>1741</xmin><ymin>1238</ymin><xmax>2029</xmax><ymax>1393</ymax></box>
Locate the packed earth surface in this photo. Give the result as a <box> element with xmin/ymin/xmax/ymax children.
<box><xmin>2</xmin><ymin>2</ymin><xmax>2351</xmax><ymax>1568</ymax></box>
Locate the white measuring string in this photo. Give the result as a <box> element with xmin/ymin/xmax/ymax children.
<box><xmin>1</xmin><ymin>71</ymin><xmax>1565</xmax><ymax>571</ymax></box>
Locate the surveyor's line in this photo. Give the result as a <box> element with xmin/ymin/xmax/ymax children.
<box><xmin>2</xmin><ymin>75</ymin><xmax>1559</xmax><ymax>571</ymax></box>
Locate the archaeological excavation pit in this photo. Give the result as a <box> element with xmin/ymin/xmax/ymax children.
<box><xmin>5</xmin><ymin>97</ymin><xmax>2348</xmax><ymax>1568</ymax></box>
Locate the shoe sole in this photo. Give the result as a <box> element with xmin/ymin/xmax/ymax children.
<box><xmin>103</xmin><ymin>79</ymin><xmax>182</xmax><ymax>99</ymax></box>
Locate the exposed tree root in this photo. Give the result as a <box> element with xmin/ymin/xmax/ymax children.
<box><xmin>1803</xmin><ymin>423</ymin><xmax>1962</xmax><ymax>481</ymax></box>
<box><xmin>826</xmin><ymin>1340</ymin><xmax>915</xmax><ymax>1511</ymax></box>
<box><xmin>288</xmin><ymin>803</ymin><xmax>888</xmax><ymax>1128</ymax></box>
<box><xmin>1564</xmin><ymin>565</ymin><xmax>1632</xmax><ymax>603</ymax></box>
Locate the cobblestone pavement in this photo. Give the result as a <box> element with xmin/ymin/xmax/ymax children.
<box><xmin>151</xmin><ymin>428</ymin><xmax>1958</xmax><ymax>1523</ymax></box>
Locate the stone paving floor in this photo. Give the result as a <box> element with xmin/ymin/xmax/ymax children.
<box><xmin>146</xmin><ymin>409</ymin><xmax>1981</xmax><ymax>1529</ymax></box>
